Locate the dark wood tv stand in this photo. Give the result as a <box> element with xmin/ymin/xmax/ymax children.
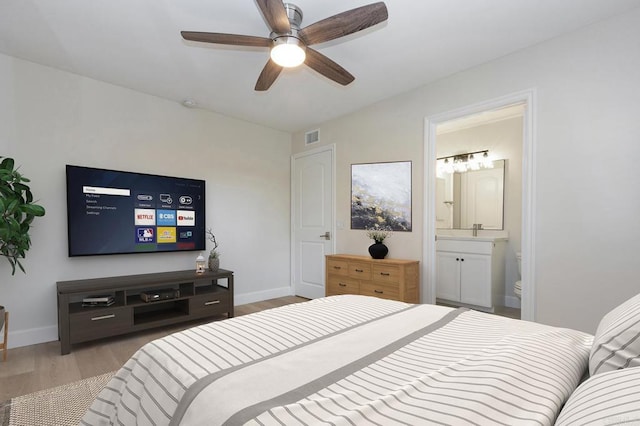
<box><xmin>56</xmin><ymin>269</ymin><xmax>234</xmax><ymax>355</ymax></box>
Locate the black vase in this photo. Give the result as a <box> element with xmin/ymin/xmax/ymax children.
<box><xmin>368</xmin><ymin>242</ymin><xmax>388</xmax><ymax>259</ymax></box>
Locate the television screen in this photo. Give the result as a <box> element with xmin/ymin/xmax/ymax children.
<box><xmin>66</xmin><ymin>165</ymin><xmax>206</xmax><ymax>257</ymax></box>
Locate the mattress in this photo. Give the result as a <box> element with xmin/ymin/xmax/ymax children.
<box><xmin>80</xmin><ymin>295</ymin><xmax>593</xmax><ymax>425</ymax></box>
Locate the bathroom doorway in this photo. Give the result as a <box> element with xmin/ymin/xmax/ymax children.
<box><xmin>423</xmin><ymin>90</ymin><xmax>536</xmax><ymax>321</ymax></box>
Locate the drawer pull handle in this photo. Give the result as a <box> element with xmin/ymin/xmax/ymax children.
<box><xmin>333</xmin><ymin>266</ymin><xmax>342</xmax><ymax>270</ymax></box>
<box><xmin>204</xmin><ymin>300</ymin><xmax>221</xmax><ymax>306</ymax></box>
<box><xmin>355</xmin><ymin>269</ymin><xmax>364</xmax><ymax>272</ymax></box>
<box><xmin>338</xmin><ymin>283</ymin><xmax>347</xmax><ymax>287</ymax></box>
<box><xmin>379</xmin><ymin>272</ymin><xmax>390</xmax><ymax>276</ymax></box>
<box><xmin>374</xmin><ymin>290</ymin><xmax>384</xmax><ymax>294</ymax></box>
<box><xmin>91</xmin><ymin>314</ymin><xmax>115</xmax><ymax>321</ymax></box>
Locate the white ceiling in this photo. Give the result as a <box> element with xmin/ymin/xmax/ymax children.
<box><xmin>1</xmin><ymin>0</ymin><xmax>639</xmax><ymax>132</ymax></box>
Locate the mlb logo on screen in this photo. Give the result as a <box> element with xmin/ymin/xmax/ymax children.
<box><xmin>137</xmin><ymin>228</ymin><xmax>154</xmax><ymax>243</ymax></box>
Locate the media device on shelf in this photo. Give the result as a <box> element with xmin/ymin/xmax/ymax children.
<box><xmin>66</xmin><ymin>165</ymin><xmax>206</xmax><ymax>257</ymax></box>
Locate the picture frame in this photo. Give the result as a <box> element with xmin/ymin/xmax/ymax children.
<box><xmin>351</xmin><ymin>161</ymin><xmax>412</xmax><ymax>231</ymax></box>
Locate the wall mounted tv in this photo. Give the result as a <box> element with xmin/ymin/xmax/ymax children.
<box><xmin>66</xmin><ymin>165</ymin><xmax>206</xmax><ymax>257</ymax></box>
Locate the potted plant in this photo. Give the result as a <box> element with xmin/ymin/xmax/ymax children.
<box><xmin>366</xmin><ymin>226</ymin><xmax>392</xmax><ymax>259</ymax></box>
<box><xmin>205</xmin><ymin>228</ymin><xmax>220</xmax><ymax>271</ymax></box>
<box><xmin>0</xmin><ymin>157</ymin><xmax>46</xmax><ymax>329</ymax></box>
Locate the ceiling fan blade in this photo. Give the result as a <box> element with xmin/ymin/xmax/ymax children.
<box><xmin>299</xmin><ymin>2</ymin><xmax>388</xmax><ymax>45</ymax></box>
<box><xmin>255</xmin><ymin>59</ymin><xmax>283</xmax><ymax>91</ymax></box>
<box><xmin>304</xmin><ymin>48</ymin><xmax>354</xmax><ymax>86</ymax></box>
<box><xmin>181</xmin><ymin>31</ymin><xmax>272</xmax><ymax>48</ymax></box>
<box><xmin>255</xmin><ymin>0</ymin><xmax>291</xmax><ymax>34</ymax></box>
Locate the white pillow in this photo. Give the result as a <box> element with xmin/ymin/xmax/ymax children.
<box><xmin>589</xmin><ymin>293</ymin><xmax>640</xmax><ymax>376</ymax></box>
<box><xmin>555</xmin><ymin>366</ymin><xmax>640</xmax><ymax>425</ymax></box>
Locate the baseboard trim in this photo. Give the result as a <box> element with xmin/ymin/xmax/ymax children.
<box><xmin>233</xmin><ymin>286</ymin><xmax>294</xmax><ymax>306</ymax></box>
<box><xmin>8</xmin><ymin>325</ymin><xmax>58</xmax><ymax>349</ymax></box>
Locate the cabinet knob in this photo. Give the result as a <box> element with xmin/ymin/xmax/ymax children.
<box><xmin>339</xmin><ymin>283</ymin><xmax>347</xmax><ymax>287</ymax></box>
<box><xmin>380</xmin><ymin>272</ymin><xmax>390</xmax><ymax>276</ymax></box>
<box><xmin>333</xmin><ymin>266</ymin><xmax>341</xmax><ymax>270</ymax></box>
<box><xmin>461</xmin><ymin>258</ymin><xmax>464</xmax><ymax>261</ymax></box>
<box><xmin>374</xmin><ymin>289</ymin><xmax>383</xmax><ymax>294</ymax></box>
<box><xmin>456</xmin><ymin>258</ymin><xmax>460</xmax><ymax>261</ymax></box>
<box><xmin>355</xmin><ymin>269</ymin><xmax>363</xmax><ymax>273</ymax></box>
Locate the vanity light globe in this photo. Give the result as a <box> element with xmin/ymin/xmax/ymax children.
<box><xmin>468</xmin><ymin>157</ymin><xmax>481</xmax><ymax>171</ymax></box>
<box><xmin>481</xmin><ymin>152</ymin><xmax>494</xmax><ymax>169</ymax></box>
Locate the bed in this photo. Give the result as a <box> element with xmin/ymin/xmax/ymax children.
<box><xmin>80</xmin><ymin>293</ymin><xmax>640</xmax><ymax>425</ymax></box>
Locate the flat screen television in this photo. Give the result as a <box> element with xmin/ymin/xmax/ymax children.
<box><xmin>66</xmin><ymin>165</ymin><xmax>206</xmax><ymax>257</ymax></box>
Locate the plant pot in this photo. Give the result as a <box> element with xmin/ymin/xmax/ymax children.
<box><xmin>368</xmin><ymin>242</ymin><xmax>388</xmax><ymax>259</ymax></box>
<box><xmin>208</xmin><ymin>257</ymin><xmax>220</xmax><ymax>272</ymax></box>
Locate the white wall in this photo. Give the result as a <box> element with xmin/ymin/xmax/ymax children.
<box><xmin>0</xmin><ymin>54</ymin><xmax>292</xmax><ymax>348</ymax></box>
<box><xmin>292</xmin><ymin>8</ymin><xmax>640</xmax><ymax>333</ymax></box>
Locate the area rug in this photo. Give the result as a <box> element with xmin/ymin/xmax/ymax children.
<box><xmin>0</xmin><ymin>371</ymin><xmax>114</xmax><ymax>426</ymax></box>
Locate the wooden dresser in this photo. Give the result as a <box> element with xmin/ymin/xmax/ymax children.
<box><xmin>325</xmin><ymin>254</ymin><xmax>419</xmax><ymax>303</ymax></box>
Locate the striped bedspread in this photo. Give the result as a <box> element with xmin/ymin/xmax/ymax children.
<box><xmin>81</xmin><ymin>295</ymin><xmax>592</xmax><ymax>425</ymax></box>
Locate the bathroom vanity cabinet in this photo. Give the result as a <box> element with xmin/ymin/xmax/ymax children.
<box><xmin>436</xmin><ymin>238</ymin><xmax>506</xmax><ymax>311</ymax></box>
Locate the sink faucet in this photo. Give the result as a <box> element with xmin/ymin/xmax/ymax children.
<box><xmin>472</xmin><ymin>223</ymin><xmax>483</xmax><ymax>236</ymax></box>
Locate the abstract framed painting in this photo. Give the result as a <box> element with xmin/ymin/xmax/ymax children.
<box><xmin>351</xmin><ymin>161</ymin><xmax>412</xmax><ymax>231</ymax></box>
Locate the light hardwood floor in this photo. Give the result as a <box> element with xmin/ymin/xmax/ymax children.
<box><xmin>0</xmin><ymin>296</ymin><xmax>307</xmax><ymax>401</ymax></box>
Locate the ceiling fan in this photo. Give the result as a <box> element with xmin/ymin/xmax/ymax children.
<box><xmin>181</xmin><ymin>1</ymin><xmax>388</xmax><ymax>91</ymax></box>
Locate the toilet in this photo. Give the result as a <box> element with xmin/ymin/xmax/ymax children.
<box><xmin>514</xmin><ymin>252</ymin><xmax>522</xmax><ymax>299</ymax></box>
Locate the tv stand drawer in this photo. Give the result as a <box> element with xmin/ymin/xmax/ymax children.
<box><xmin>190</xmin><ymin>293</ymin><xmax>231</xmax><ymax>317</ymax></box>
<box><xmin>70</xmin><ymin>307</ymin><xmax>132</xmax><ymax>343</ymax></box>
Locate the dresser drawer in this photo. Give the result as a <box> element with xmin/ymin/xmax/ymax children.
<box><xmin>190</xmin><ymin>292</ymin><xmax>231</xmax><ymax>317</ymax></box>
<box><xmin>372</xmin><ymin>264</ymin><xmax>401</xmax><ymax>285</ymax></box>
<box><xmin>348</xmin><ymin>262</ymin><xmax>371</xmax><ymax>280</ymax></box>
<box><xmin>327</xmin><ymin>276</ymin><xmax>360</xmax><ymax>295</ymax></box>
<box><xmin>360</xmin><ymin>282</ymin><xmax>400</xmax><ymax>301</ymax></box>
<box><xmin>326</xmin><ymin>259</ymin><xmax>349</xmax><ymax>277</ymax></box>
<box><xmin>69</xmin><ymin>307</ymin><xmax>132</xmax><ymax>343</ymax></box>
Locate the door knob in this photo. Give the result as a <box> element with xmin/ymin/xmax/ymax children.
<box><xmin>319</xmin><ymin>231</ymin><xmax>331</xmax><ymax>240</ymax></box>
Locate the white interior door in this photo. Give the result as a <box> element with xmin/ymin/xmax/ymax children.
<box><xmin>292</xmin><ymin>146</ymin><xmax>334</xmax><ymax>299</ymax></box>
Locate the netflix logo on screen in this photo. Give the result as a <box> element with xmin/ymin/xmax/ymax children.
<box><xmin>134</xmin><ymin>208</ymin><xmax>156</xmax><ymax>226</ymax></box>
<box><xmin>177</xmin><ymin>210</ymin><xmax>195</xmax><ymax>226</ymax></box>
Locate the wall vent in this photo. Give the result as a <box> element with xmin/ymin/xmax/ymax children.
<box><xmin>305</xmin><ymin>129</ymin><xmax>320</xmax><ymax>145</ymax></box>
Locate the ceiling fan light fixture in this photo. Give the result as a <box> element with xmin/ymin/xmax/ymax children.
<box><xmin>270</xmin><ymin>36</ymin><xmax>306</xmax><ymax>68</ymax></box>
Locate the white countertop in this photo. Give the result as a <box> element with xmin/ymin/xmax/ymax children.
<box><xmin>436</xmin><ymin>235</ymin><xmax>509</xmax><ymax>242</ymax></box>
<box><xmin>436</xmin><ymin>229</ymin><xmax>509</xmax><ymax>242</ymax></box>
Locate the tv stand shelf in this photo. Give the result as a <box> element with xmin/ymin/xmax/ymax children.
<box><xmin>57</xmin><ymin>269</ymin><xmax>234</xmax><ymax>355</ymax></box>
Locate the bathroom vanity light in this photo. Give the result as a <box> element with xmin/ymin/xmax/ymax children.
<box><xmin>437</xmin><ymin>150</ymin><xmax>494</xmax><ymax>175</ymax></box>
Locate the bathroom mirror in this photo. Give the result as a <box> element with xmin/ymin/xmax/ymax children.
<box><xmin>436</xmin><ymin>159</ymin><xmax>505</xmax><ymax>230</ymax></box>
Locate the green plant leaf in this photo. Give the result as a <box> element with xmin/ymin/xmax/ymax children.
<box><xmin>21</xmin><ymin>204</ymin><xmax>45</xmax><ymax>216</ymax></box>
<box><xmin>0</xmin><ymin>157</ymin><xmax>15</xmax><ymax>172</ymax></box>
<box><xmin>13</xmin><ymin>182</ymin><xmax>29</xmax><ymax>193</ymax></box>
<box><xmin>6</xmin><ymin>198</ymin><xmax>19</xmax><ymax>214</ymax></box>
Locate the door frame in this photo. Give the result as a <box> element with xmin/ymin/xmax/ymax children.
<box><xmin>290</xmin><ymin>144</ymin><xmax>336</xmax><ymax>296</ymax></box>
<box><xmin>423</xmin><ymin>89</ymin><xmax>537</xmax><ymax>321</ymax></box>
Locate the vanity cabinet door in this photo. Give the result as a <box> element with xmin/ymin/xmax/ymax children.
<box><xmin>436</xmin><ymin>251</ymin><xmax>461</xmax><ymax>302</ymax></box>
<box><xmin>459</xmin><ymin>253</ymin><xmax>492</xmax><ymax>307</ymax></box>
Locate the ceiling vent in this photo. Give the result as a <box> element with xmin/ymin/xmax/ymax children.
<box><xmin>305</xmin><ymin>129</ymin><xmax>320</xmax><ymax>145</ymax></box>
